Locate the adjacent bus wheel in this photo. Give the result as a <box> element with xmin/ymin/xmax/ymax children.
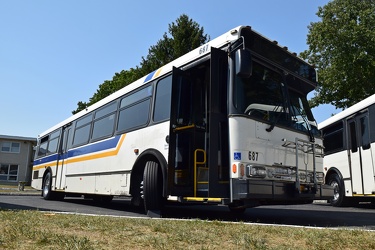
<box><xmin>42</xmin><ymin>171</ymin><xmax>53</xmax><ymax>200</ymax></box>
<box><xmin>327</xmin><ymin>173</ymin><xmax>347</xmax><ymax>207</ymax></box>
<box><xmin>143</xmin><ymin>161</ymin><xmax>163</xmax><ymax>214</ymax></box>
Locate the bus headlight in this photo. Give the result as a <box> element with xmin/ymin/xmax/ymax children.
<box><xmin>246</xmin><ymin>165</ymin><xmax>267</xmax><ymax>178</ymax></box>
<box><xmin>316</xmin><ymin>172</ymin><xmax>324</xmax><ymax>183</ymax></box>
<box><xmin>267</xmin><ymin>166</ymin><xmax>295</xmax><ymax>180</ymax></box>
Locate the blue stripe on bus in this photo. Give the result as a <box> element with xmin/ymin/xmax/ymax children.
<box><xmin>33</xmin><ymin>154</ymin><xmax>59</xmax><ymax>165</ymax></box>
<box><xmin>68</xmin><ymin>135</ymin><xmax>121</xmax><ymax>158</ymax></box>
<box><xmin>34</xmin><ymin>135</ymin><xmax>121</xmax><ymax>165</ymax></box>
<box><xmin>144</xmin><ymin>70</ymin><xmax>156</xmax><ymax>82</ymax></box>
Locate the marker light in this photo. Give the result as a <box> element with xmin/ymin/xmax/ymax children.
<box><xmin>232</xmin><ymin>164</ymin><xmax>237</xmax><ymax>174</ymax></box>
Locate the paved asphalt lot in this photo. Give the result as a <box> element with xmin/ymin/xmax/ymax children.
<box><xmin>1</xmin><ymin>189</ymin><xmax>374</xmax><ymax>230</ymax></box>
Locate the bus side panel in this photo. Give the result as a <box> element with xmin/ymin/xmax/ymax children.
<box><xmin>63</xmin><ymin>122</ymin><xmax>169</xmax><ymax>196</ymax></box>
<box><xmin>95</xmin><ymin>173</ymin><xmax>129</xmax><ymax>195</ymax></box>
<box><xmin>324</xmin><ymin>151</ymin><xmax>353</xmax><ymax>196</ymax></box>
<box><xmin>371</xmin><ymin>146</ymin><xmax>375</xmax><ymax>193</ymax></box>
<box><xmin>32</xmin><ymin>159</ymin><xmax>58</xmax><ymax>191</ymax></box>
<box><xmin>363</xmin><ymin>146</ymin><xmax>375</xmax><ymax>194</ymax></box>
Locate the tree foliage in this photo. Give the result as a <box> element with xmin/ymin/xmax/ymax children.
<box><xmin>301</xmin><ymin>0</ymin><xmax>375</xmax><ymax>109</ymax></box>
<box><xmin>72</xmin><ymin>14</ymin><xmax>209</xmax><ymax>114</ymax></box>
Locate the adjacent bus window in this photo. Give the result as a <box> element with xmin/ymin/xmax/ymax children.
<box><xmin>360</xmin><ymin>115</ymin><xmax>370</xmax><ymax>150</ymax></box>
<box><xmin>349</xmin><ymin>121</ymin><xmax>358</xmax><ymax>153</ymax></box>
<box><xmin>154</xmin><ymin>76</ymin><xmax>172</xmax><ymax>122</ymax></box>
<box><xmin>92</xmin><ymin>102</ymin><xmax>117</xmax><ymax>140</ymax></box>
<box><xmin>73</xmin><ymin>114</ymin><xmax>93</xmax><ymax>146</ymax></box>
<box><xmin>322</xmin><ymin>122</ymin><xmax>344</xmax><ymax>155</ymax></box>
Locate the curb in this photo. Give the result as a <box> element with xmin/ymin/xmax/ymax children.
<box><xmin>0</xmin><ymin>191</ymin><xmax>40</xmax><ymax>196</ymax></box>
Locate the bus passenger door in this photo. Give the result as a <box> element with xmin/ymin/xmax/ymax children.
<box><xmin>55</xmin><ymin>125</ymin><xmax>71</xmax><ymax>190</ymax></box>
<box><xmin>168</xmin><ymin>66</ymin><xmax>207</xmax><ymax>197</ymax></box>
<box><xmin>207</xmin><ymin>47</ymin><xmax>230</xmax><ymax>198</ymax></box>
<box><xmin>347</xmin><ymin>113</ymin><xmax>375</xmax><ymax>195</ymax></box>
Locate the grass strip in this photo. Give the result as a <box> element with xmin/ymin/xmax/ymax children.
<box><xmin>0</xmin><ymin>210</ymin><xmax>374</xmax><ymax>249</ymax></box>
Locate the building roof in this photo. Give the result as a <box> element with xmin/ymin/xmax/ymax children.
<box><xmin>0</xmin><ymin>134</ymin><xmax>37</xmax><ymax>142</ymax></box>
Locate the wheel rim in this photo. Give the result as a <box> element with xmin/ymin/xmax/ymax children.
<box><xmin>330</xmin><ymin>180</ymin><xmax>340</xmax><ymax>202</ymax></box>
<box><xmin>43</xmin><ymin>173</ymin><xmax>50</xmax><ymax>197</ymax></box>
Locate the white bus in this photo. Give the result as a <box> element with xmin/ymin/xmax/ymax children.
<box><xmin>319</xmin><ymin>94</ymin><xmax>375</xmax><ymax>206</ymax></box>
<box><xmin>32</xmin><ymin>25</ymin><xmax>333</xmax><ymax>215</ymax></box>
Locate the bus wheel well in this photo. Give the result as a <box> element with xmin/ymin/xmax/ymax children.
<box><xmin>325</xmin><ymin>167</ymin><xmax>342</xmax><ymax>184</ymax></box>
<box><xmin>129</xmin><ymin>149</ymin><xmax>167</xmax><ymax>200</ymax></box>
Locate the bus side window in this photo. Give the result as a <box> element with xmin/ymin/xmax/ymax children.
<box><xmin>47</xmin><ymin>130</ymin><xmax>61</xmax><ymax>154</ymax></box>
<box><xmin>349</xmin><ymin>121</ymin><xmax>358</xmax><ymax>153</ymax></box>
<box><xmin>117</xmin><ymin>85</ymin><xmax>152</xmax><ymax>132</ymax></box>
<box><xmin>360</xmin><ymin>116</ymin><xmax>370</xmax><ymax>150</ymax></box>
<box><xmin>153</xmin><ymin>76</ymin><xmax>172</xmax><ymax>122</ymax></box>
<box><xmin>322</xmin><ymin>122</ymin><xmax>344</xmax><ymax>155</ymax></box>
<box><xmin>73</xmin><ymin>114</ymin><xmax>93</xmax><ymax>146</ymax></box>
<box><xmin>117</xmin><ymin>99</ymin><xmax>151</xmax><ymax>132</ymax></box>
<box><xmin>91</xmin><ymin>101</ymin><xmax>117</xmax><ymax>141</ymax></box>
<box><xmin>37</xmin><ymin>136</ymin><xmax>49</xmax><ymax>157</ymax></box>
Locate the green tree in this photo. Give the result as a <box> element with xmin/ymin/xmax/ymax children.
<box><xmin>72</xmin><ymin>14</ymin><xmax>209</xmax><ymax>114</ymax></box>
<box><xmin>301</xmin><ymin>0</ymin><xmax>375</xmax><ymax>109</ymax></box>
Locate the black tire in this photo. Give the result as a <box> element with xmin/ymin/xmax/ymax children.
<box><xmin>143</xmin><ymin>161</ymin><xmax>163</xmax><ymax>213</ymax></box>
<box><xmin>42</xmin><ymin>171</ymin><xmax>64</xmax><ymax>200</ymax></box>
<box><xmin>327</xmin><ymin>173</ymin><xmax>347</xmax><ymax>207</ymax></box>
<box><xmin>42</xmin><ymin>171</ymin><xmax>54</xmax><ymax>200</ymax></box>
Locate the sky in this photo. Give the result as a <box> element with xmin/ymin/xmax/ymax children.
<box><xmin>0</xmin><ymin>0</ymin><xmax>336</xmax><ymax>138</ymax></box>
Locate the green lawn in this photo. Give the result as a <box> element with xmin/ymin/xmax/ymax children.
<box><xmin>0</xmin><ymin>210</ymin><xmax>373</xmax><ymax>249</ymax></box>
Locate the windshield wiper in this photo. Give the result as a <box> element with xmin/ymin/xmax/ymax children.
<box><xmin>293</xmin><ymin>108</ymin><xmax>315</xmax><ymax>143</ymax></box>
<box><xmin>266</xmin><ymin>104</ymin><xmax>284</xmax><ymax>132</ymax></box>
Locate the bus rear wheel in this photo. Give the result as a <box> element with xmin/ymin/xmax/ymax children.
<box><xmin>143</xmin><ymin>161</ymin><xmax>164</xmax><ymax>214</ymax></box>
<box><xmin>327</xmin><ymin>173</ymin><xmax>347</xmax><ymax>207</ymax></box>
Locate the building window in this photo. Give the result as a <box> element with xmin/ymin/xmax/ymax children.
<box><xmin>1</xmin><ymin>142</ymin><xmax>20</xmax><ymax>153</ymax></box>
<box><xmin>0</xmin><ymin>164</ymin><xmax>18</xmax><ymax>181</ymax></box>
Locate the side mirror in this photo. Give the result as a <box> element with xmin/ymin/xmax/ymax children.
<box><xmin>235</xmin><ymin>49</ymin><xmax>252</xmax><ymax>78</ymax></box>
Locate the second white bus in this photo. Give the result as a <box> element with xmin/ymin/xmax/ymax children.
<box><xmin>319</xmin><ymin>94</ymin><xmax>375</xmax><ymax>206</ymax></box>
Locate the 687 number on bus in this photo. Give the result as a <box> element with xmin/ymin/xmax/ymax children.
<box><xmin>249</xmin><ymin>151</ymin><xmax>259</xmax><ymax>161</ymax></box>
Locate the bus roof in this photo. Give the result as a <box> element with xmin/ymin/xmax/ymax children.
<box><xmin>318</xmin><ymin>94</ymin><xmax>375</xmax><ymax>129</ymax></box>
<box><xmin>37</xmin><ymin>25</ymin><xmax>312</xmax><ymax>137</ymax></box>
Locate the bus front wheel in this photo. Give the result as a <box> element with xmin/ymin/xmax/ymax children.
<box><xmin>143</xmin><ymin>161</ymin><xmax>164</xmax><ymax>214</ymax></box>
<box><xmin>42</xmin><ymin>171</ymin><xmax>54</xmax><ymax>200</ymax></box>
<box><xmin>327</xmin><ymin>173</ymin><xmax>347</xmax><ymax>207</ymax></box>
<box><xmin>42</xmin><ymin>171</ymin><xmax>64</xmax><ymax>200</ymax></box>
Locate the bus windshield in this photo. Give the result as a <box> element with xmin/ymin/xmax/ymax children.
<box><xmin>234</xmin><ymin>61</ymin><xmax>319</xmax><ymax>136</ymax></box>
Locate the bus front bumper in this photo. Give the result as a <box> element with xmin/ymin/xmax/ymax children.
<box><xmin>232</xmin><ymin>179</ymin><xmax>334</xmax><ymax>204</ymax></box>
